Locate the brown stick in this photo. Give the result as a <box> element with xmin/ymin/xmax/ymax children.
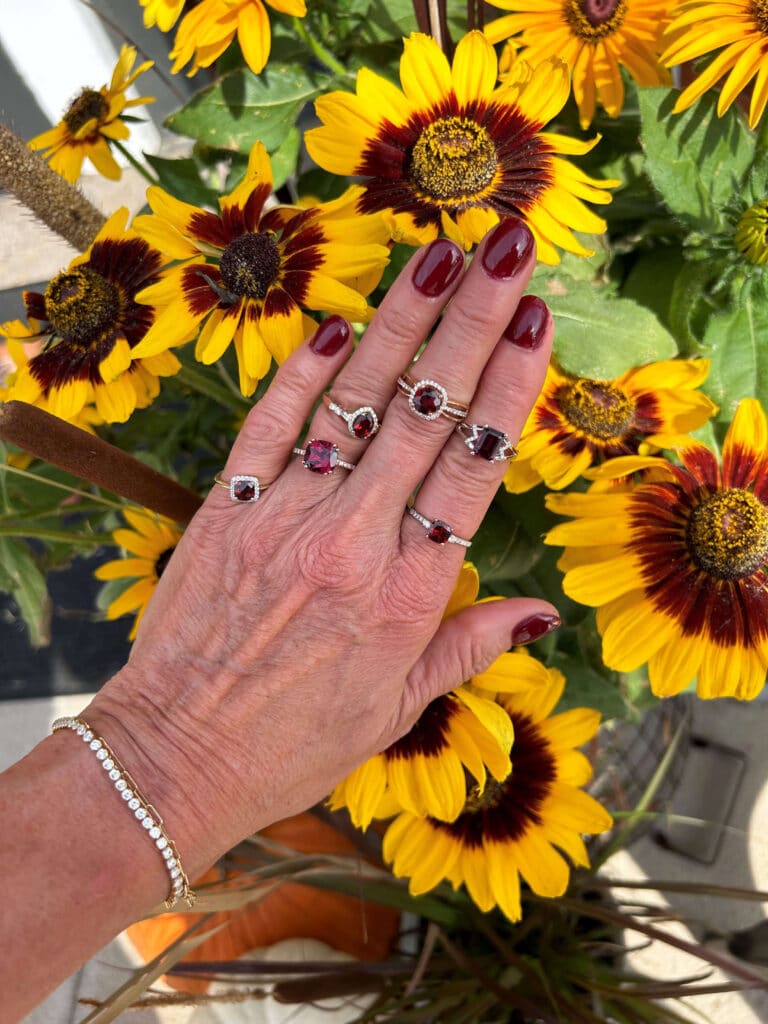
<box><xmin>0</xmin><ymin>401</ymin><xmax>203</xmax><ymax>525</ymax></box>
<box><xmin>0</xmin><ymin>122</ymin><xmax>106</xmax><ymax>253</ymax></box>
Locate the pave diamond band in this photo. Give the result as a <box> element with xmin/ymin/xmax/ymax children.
<box><xmin>397</xmin><ymin>374</ymin><xmax>469</xmax><ymax>422</ymax></box>
<box><xmin>294</xmin><ymin>439</ymin><xmax>356</xmax><ymax>474</ymax></box>
<box><xmin>456</xmin><ymin>423</ymin><xmax>518</xmax><ymax>462</ymax></box>
<box><xmin>407</xmin><ymin>506</ymin><xmax>472</xmax><ymax>547</ymax></box>
<box><xmin>214</xmin><ymin>473</ymin><xmax>267</xmax><ymax>502</ymax></box>
<box><xmin>322</xmin><ymin>393</ymin><xmax>380</xmax><ymax>439</ymax></box>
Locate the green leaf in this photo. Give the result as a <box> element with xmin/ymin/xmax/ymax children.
<box><xmin>143</xmin><ymin>155</ymin><xmax>218</xmax><ymax>207</ymax></box>
<box><xmin>535</xmin><ymin>273</ymin><xmax>678</xmax><ymax>377</ymax></box>
<box><xmin>268</xmin><ymin>126</ymin><xmax>301</xmax><ymax>190</ymax></box>
<box><xmin>551</xmin><ymin>652</ymin><xmax>628</xmax><ymax>721</ymax></box>
<box><xmin>166</xmin><ymin>63</ymin><xmax>333</xmax><ymax>154</ymax></box>
<box><xmin>700</xmin><ymin>280</ymin><xmax>768</xmax><ymax>421</ymax></box>
<box><xmin>639</xmin><ymin>88</ymin><xmax>755</xmax><ymax>232</ymax></box>
<box><xmin>0</xmin><ymin>537</ymin><xmax>50</xmax><ymax>646</ymax></box>
<box><xmin>470</xmin><ymin>501</ymin><xmax>542</xmax><ymax>585</ymax></box>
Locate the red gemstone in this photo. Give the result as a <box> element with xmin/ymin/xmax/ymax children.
<box><xmin>352</xmin><ymin>411</ymin><xmax>376</xmax><ymax>439</ymax></box>
<box><xmin>303</xmin><ymin>439</ymin><xmax>338</xmax><ymax>474</ymax></box>
<box><xmin>232</xmin><ymin>478</ymin><xmax>257</xmax><ymax>501</ymax></box>
<box><xmin>427</xmin><ymin>520</ymin><xmax>452</xmax><ymax>544</ymax></box>
<box><xmin>413</xmin><ymin>384</ymin><xmax>444</xmax><ymax>416</ymax></box>
<box><xmin>472</xmin><ymin>426</ymin><xmax>506</xmax><ymax>461</ymax></box>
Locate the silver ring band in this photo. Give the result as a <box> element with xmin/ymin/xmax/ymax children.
<box><xmin>407</xmin><ymin>506</ymin><xmax>472</xmax><ymax>547</ymax></box>
<box><xmin>293</xmin><ymin>440</ymin><xmax>356</xmax><ymax>474</ymax></box>
<box><xmin>456</xmin><ymin>423</ymin><xmax>518</xmax><ymax>462</ymax></box>
<box><xmin>214</xmin><ymin>473</ymin><xmax>265</xmax><ymax>502</ymax></box>
<box><xmin>322</xmin><ymin>393</ymin><xmax>380</xmax><ymax>439</ymax></box>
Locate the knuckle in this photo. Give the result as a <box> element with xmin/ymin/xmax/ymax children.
<box><xmin>365</xmin><ymin>305</ymin><xmax>424</xmax><ymax>357</ymax></box>
<box><xmin>435</xmin><ymin>440</ymin><xmax>503</xmax><ymax>494</ymax></box>
<box><xmin>445</xmin><ymin>293</ymin><xmax>506</xmax><ymax>341</ymax></box>
<box><xmin>292</xmin><ymin>526</ymin><xmax>365</xmax><ymax>593</ymax></box>
<box><xmin>380</xmin><ymin>558</ymin><xmax>443</xmax><ymax>624</ymax></box>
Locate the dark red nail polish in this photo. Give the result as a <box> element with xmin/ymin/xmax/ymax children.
<box><xmin>413</xmin><ymin>238</ymin><xmax>465</xmax><ymax>297</ymax></box>
<box><xmin>510</xmin><ymin>613</ymin><xmax>561</xmax><ymax>646</ymax></box>
<box><xmin>310</xmin><ymin>315</ymin><xmax>351</xmax><ymax>357</ymax></box>
<box><xmin>481</xmin><ymin>217</ymin><xmax>535</xmax><ymax>279</ymax></box>
<box><xmin>503</xmin><ymin>295</ymin><xmax>550</xmax><ymax>350</ymax></box>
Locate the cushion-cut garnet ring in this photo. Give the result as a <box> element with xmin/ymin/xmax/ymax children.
<box><xmin>322</xmin><ymin>393</ymin><xmax>380</xmax><ymax>439</ymax></box>
<box><xmin>293</xmin><ymin>439</ymin><xmax>356</xmax><ymax>475</ymax></box>
<box><xmin>214</xmin><ymin>473</ymin><xmax>267</xmax><ymax>503</ymax></box>
<box><xmin>406</xmin><ymin>506</ymin><xmax>472</xmax><ymax>548</ymax></box>
<box><xmin>397</xmin><ymin>374</ymin><xmax>469</xmax><ymax>422</ymax></box>
<box><xmin>456</xmin><ymin>423</ymin><xmax>519</xmax><ymax>462</ymax></box>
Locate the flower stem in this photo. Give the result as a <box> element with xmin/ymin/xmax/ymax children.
<box><xmin>292</xmin><ymin>18</ymin><xmax>354</xmax><ymax>83</ymax></box>
<box><xmin>176</xmin><ymin>363</ymin><xmax>249</xmax><ymax>410</ymax></box>
<box><xmin>111</xmin><ymin>139</ymin><xmax>158</xmax><ymax>186</ymax></box>
<box><xmin>0</xmin><ymin>463</ymin><xmax>124</xmax><ymax>509</ymax></box>
<box><xmin>0</xmin><ymin>525</ymin><xmax>104</xmax><ymax>547</ymax></box>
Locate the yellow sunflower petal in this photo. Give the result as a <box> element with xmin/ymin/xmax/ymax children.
<box><xmin>400</xmin><ymin>33</ymin><xmax>453</xmax><ymax>107</ymax></box>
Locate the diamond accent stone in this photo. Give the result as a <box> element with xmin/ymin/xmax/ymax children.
<box><xmin>83</xmin><ymin>730</ymin><xmax>93</xmax><ymax>742</ymax></box>
<box><xmin>170</xmin><ymin>867</ymin><xmax>181</xmax><ymax>879</ymax></box>
<box><xmin>121</xmin><ymin>789</ymin><xmax>133</xmax><ymax>801</ymax></box>
<box><xmin>108</xmin><ymin>769</ymin><xmax>120</xmax><ymax>781</ymax></box>
<box><xmin>156</xmin><ymin>837</ymin><xmax>168</xmax><ymax>850</ymax></box>
<box><xmin>115</xmin><ymin>779</ymin><xmax>127</xmax><ymax>792</ymax></box>
<box><xmin>103</xmin><ymin>758</ymin><xmax>114</xmax><ymax>771</ymax></box>
<box><xmin>149</xmin><ymin>826</ymin><xmax>161</xmax><ymax>839</ymax></box>
<box><xmin>89</xmin><ymin>739</ymin><xmax>102</xmax><ymax>751</ymax></box>
<box><xmin>162</xmin><ymin>847</ymin><xmax>173</xmax><ymax>859</ymax></box>
<box><xmin>135</xmin><ymin>808</ymin><xmax>147</xmax><ymax>820</ymax></box>
<box><xmin>128</xmin><ymin>798</ymin><xmax>140</xmax><ymax>810</ymax></box>
<box><xmin>230</xmin><ymin>474</ymin><xmax>259</xmax><ymax>502</ymax></box>
<box><xmin>96</xmin><ymin>748</ymin><xmax>108</xmax><ymax>761</ymax></box>
<box><xmin>142</xmin><ymin>817</ymin><xmax>154</xmax><ymax>830</ymax></box>
<box><xmin>76</xmin><ymin>724</ymin><xmax>86</xmax><ymax>736</ymax></box>
<box><xmin>303</xmin><ymin>438</ymin><xmax>338</xmax><ymax>474</ymax></box>
<box><xmin>167</xmin><ymin>858</ymin><xmax>177</xmax><ymax>869</ymax></box>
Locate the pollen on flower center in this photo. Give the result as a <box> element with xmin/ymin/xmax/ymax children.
<box><xmin>154</xmin><ymin>547</ymin><xmax>175</xmax><ymax>578</ymax></box>
<box><xmin>219</xmin><ymin>231</ymin><xmax>281</xmax><ymax>300</ymax></box>
<box><xmin>751</xmin><ymin>0</ymin><xmax>768</xmax><ymax>34</ymax></box>
<box><xmin>410</xmin><ymin>117</ymin><xmax>498</xmax><ymax>202</ymax></box>
<box><xmin>687</xmin><ymin>489</ymin><xmax>768</xmax><ymax>580</ymax></box>
<box><xmin>464</xmin><ymin>779</ymin><xmax>506</xmax><ymax>813</ymax></box>
<box><xmin>44</xmin><ymin>267</ymin><xmax>120</xmax><ymax>345</ymax></box>
<box><xmin>557</xmin><ymin>379</ymin><xmax>635</xmax><ymax>439</ymax></box>
<box><xmin>735</xmin><ymin>199</ymin><xmax>768</xmax><ymax>265</ymax></box>
<box><xmin>63</xmin><ymin>88</ymin><xmax>109</xmax><ymax>134</ymax></box>
<box><xmin>564</xmin><ymin>0</ymin><xmax>627</xmax><ymax>37</ymax></box>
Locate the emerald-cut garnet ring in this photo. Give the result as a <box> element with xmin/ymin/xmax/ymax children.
<box><xmin>406</xmin><ymin>506</ymin><xmax>472</xmax><ymax>548</ymax></box>
<box><xmin>397</xmin><ymin>373</ymin><xmax>469</xmax><ymax>422</ymax></box>
<box><xmin>322</xmin><ymin>393</ymin><xmax>380</xmax><ymax>439</ymax></box>
<box><xmin>456</xmin><ymin>422</ymin><xmax>518</xmax><ymax>462</ymax></box>
<box><xmin>214</xmin><ymin>473</ymin><xmax>266</xmax><ymax>502</ymax></box>
<box><xmin>293</xmin><ymin>439</ymin><xmax>356</xmax><ymax>475</ymax></box>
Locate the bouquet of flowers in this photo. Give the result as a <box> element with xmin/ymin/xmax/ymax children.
<box><xmin>2</xmin><ymin>0</ymin><xmax>768</xmax><ymax>1018</ymax></box>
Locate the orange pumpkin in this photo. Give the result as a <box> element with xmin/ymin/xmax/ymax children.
<box><xmin>127</xmin><ymin>812</ymin><xmax>400</xmax><ymax>993</ymax></box>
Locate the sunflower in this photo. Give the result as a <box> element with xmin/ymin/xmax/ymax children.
<box><xmin>304</xmin><ymin>31</ymin><xmax>618</xmax><ymax>261</ymax></box>
<box><xmin>735</xmin><ymin>199</ymin><xmax>768</xmax><ymax>265</ymax></box>
<box><xmin>330</xmin><ymin>564</ymin><xmax>517</xmax><ymax>828</ymax></box>
<box><xmin>503</xmin><ymin>358</ymin><xmax>717</xmax><ymax>493</ymax></box>
<box><xmin>131</xmin><ymin>142</ymin><xmax>390</xmax><ymax>396</ymax></box>
<box><xmin>95</xmin><ymin>508</ymin><xmax>183</xmax><ymax>640</ymax></box>
<box><xmin>661</xmin><ymin>0</ymin><xmax>768</xmax><ymax>129</ymax></box>
<box><xmin>486</xmin><ymin>0</ymin><xmax>672</xmax><ymax>129</ymax></box>
<box><xmin>382</xmin><ymin>664</ymin><xmax>612</xmax><ymax>922</ymax></box>
<box><xmin>27</xmin><ymin>45</ymin><xmax>154</xmax><ymax>183</ymax></box>
<box><xmin>545</xmin><ymin>399</ymin><xmax>768</xmax><ymax>700</ymax></box>
<box><xmin>0</xmin><ymin>209</ymin><xmax>181</xmax><ymax>423</ymax></box>
<box><xmin>169</xmin><ymin>0</ymin><xmax>307</xmax><ymax>77</ymax></box>
<box><xmin>140</xmin><ymin>0</ymin><xmax>186</xmax><ymax>31</ymax></box>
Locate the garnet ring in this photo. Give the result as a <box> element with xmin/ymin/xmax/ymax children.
<box><xmin>214</xmin><ymin>473</ymin><xmax>267</xmax><ymax>503</ymax></box>
<box><xmin>397</xmin><ymin>374</ymin><xmax>469</xmax><ymax>422</ymax></box>
<box><xmin>293</xmin><ymin>439</ymin><xmax>356</xmax><ymax>475</ymax></box>
<box><xmin>456</xmin><ymin>423</ymin><xmax>518</xmax><ymax>462</ymax></box>
<box><xmin>322</xmin><ymin>393</ymin><xmax>380</xmax><ymax>439</ymax></box>
<box><xmin>406</xmin><ymin>506</ymin><xmax>472</xmax><ymax>548</ymax></box>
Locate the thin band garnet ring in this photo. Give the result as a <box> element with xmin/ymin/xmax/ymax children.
<box><xmin>407</xmin><ymin>506</ymin><xmax>472</xmax><ymax>547</ymax></box>
<box><xmin>397</xmin><ymin>374</ymin><xmax>469</xmax><ymax>422</ymax></box>
<box><xmin>456</xmin><ymin>423</ymin><xmax>519</xmax><ymax>462</ymax></box>
<box><xmin>322</xmin><ymin>393</ymin><xmax>380</xmax><ymax>439</ymax></box>
<box><xmin>214</xmin><ymin>473</ymin><xmax>267</xmax><ymax>502</ymax></box>
<box><xmin>293</xmin><ymin>439</ymin><xmax>356</xmax><ymax>475</ymax></box>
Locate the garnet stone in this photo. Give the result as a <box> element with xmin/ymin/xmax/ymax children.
<box><xmin>303</xmin><ymin>439</ymin><xmax>338</xmax><ymax>474</ymax></box>
<box><xmin>470</xmin><ymin>426</ymin><xmax>507</xmax><ymax>461</ymax></box>
<box><xmin>427</xmin><ymin>520</ymin><xmax>452</xmax><ymax>544</ymax></box>
<box><xmin>411</xmin><ymin>380</ymin><xmax>447</xmax><ymax>419</ymax></box>
<box><xmin>351</xmin><ymin>408</ymin><xmax>378</xmax><ymax>439</ymax></box>
<box><xmin>231</xmin><ymin>475</ymin><xmax>259</xmax><ymax>502</ymax></box>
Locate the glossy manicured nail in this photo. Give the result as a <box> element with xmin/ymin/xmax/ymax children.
<box><xmin>310</xmin><ymin>315</ymin><xmax>351</xmax><ymax>357</ymax></box>
<box><xmin>413</xmin><ymin>238</ymin><xmax>465</xmax><ymax>297</ymax></box>
<box><xmin>503</xmin><ymin>295</ymin><xmax>550</xmax><ymax>350</ymax></box>
<box><xmin>511</xmin><ymin>613</ymin><xmax>561</xmax><ymax>646</ymax></box>
<box><xmin>481</xmin><ymin>217</ymin><xmax>535</xmax><ymax>280</ymax></box>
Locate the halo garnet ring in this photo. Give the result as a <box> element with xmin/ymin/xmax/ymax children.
<box><xmin>322</xmin><ymin>393</ymin><xmax>380</xmax><ymax>439</ymax></box>
<box><xmin>397</xmin><ymin>374</ymin><xmax>469</xmax><ymax>422</ymax></box>
<box><xmin>293</xmin><ymin>439</ymin><xmax>356</xmax><ymax>475</ymax></box>
<box><xmin>456</xmin><ymin>423</ymin><xmax>519</xmax><ymax>462</ymax></box>
<box><xmin>407</xmin><ymin>506</ymin><xmax>472</xmax><ymax>547</ymax></box>
<box><xmin>214</xmin><ymin>473</ymin><xmax>266</xmax><ymax>502</ymax></box>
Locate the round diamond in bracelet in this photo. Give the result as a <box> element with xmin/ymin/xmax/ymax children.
<box><xmin>51</xmin><ymin>716</ymin><xmax>194</xmax><ymax>910</ymax></box>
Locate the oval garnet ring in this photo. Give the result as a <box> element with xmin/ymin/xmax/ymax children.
<box><xmin>214</xmin><ymin>473</ymin><xmax>267</xmax><ymax>502</ymax></box>
<box><xmin>406</xmin><ymin>506</ymin><xmax>472</xmax><ymax>547</ymax></box>
<box><xmin>397</xmin><ymin>374</ymin><xmax>469</xmax><ymax>422</ymax></box>
<box><xmin>322</xmin><ymin>393</ymin><xmax>380</xmax><ymax>439</ymax></box>
<box><xmin>293</xmin><ymin>439</ymin><xmax>356</xmax><ymax>475</ymax></box>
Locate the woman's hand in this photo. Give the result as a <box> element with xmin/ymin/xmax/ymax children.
<box><xmin>85</xmin><ymin>217</ymin><xmax>557</xmax><ymax>881</ymax></box>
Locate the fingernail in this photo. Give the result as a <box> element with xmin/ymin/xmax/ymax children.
<box><xmin>413</xmin><ymin>238</ymin><xmax>465</xmax><ymax>297</ymax></box>
<box><xmin>481</xmin><ymin>217</ymin><xmax>535</xmax><ymax>280</ymax></box>
<box><xmin>510</xmin><ymin>613</ymin><xmax>561</xmax><ymax>646</ymax></box>
<box><xmin>310</xmin><ymin>315</ymin><xmax>351</xmax><ymax>357</ymax></box>
<box><xmin>503</xmin><ymin>295</ymin><xmax>550</xmax><ymax>350</ymax></box>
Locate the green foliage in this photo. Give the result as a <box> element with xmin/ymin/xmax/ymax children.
<box><xmin>0</xmin><ymin>537</ymin><xmax>50</xmax><ymax>647</ymax></box>
<box><xmin>700</xmin><ymin>280</ymin><xmax>768</xmax><ymax>421</ymax></box>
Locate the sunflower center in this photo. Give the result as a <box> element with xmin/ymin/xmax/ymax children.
<box><xmin>154</xmin><ymin>547</ymin><xmax>175</xmax><ymax>579</ymax></box>
<box><xmin>63</xmin><ymin>88</ymin><xmax>109</xmax><ymax>134</ymax></box>
<box><xmin>44</xmin><ymin>267</ymin><xmax>120</xmax><ymax>345</ymax></box>
<box><xmin>557</xmin><ymin>378</ymin><xmax>634</xmax><ymax>439</ymax></box>
<box><xmin>219</xmin><ymin>231</ymin><xmax>281</xmax><ymax>300</ymax></box>
<box><xmin>464</xmin><ymin>779</ymin><xmax>506</xmax><ymax>813</ymax></box>
<box><xmin>687</xmin><ymin>489</ymin><xmax>768</xmax><ymax>580</ymax></box>
<box><xmin>751</xmin><ymin>0</ymin><xmax>768</xmax><ymax>34</ymax></box>
<box><xmin>410</xmin><ymin>117</ymin><xmax>498</xmax><ymax>201</ymax></box>
<box><xmin>735</xmin><ymin>199</ymin><xmax>768</xmax><ymax>265</ymax></box>
<box><xmin>564</xmin><ymin>0</ymin><xmax>627</xmax><ymax>37</ymax></box>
